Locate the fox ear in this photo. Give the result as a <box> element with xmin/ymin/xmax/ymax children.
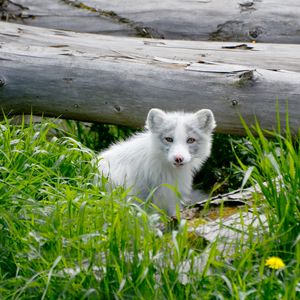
<box><xmin>146</xmin><ymin>108</ymin><xmax>166</xmax><ymax>132</ymax></box>
<box><xmin>195</xmin><ymin>109</ymin><xmax>216</xmax><ymax>133</ymax></box>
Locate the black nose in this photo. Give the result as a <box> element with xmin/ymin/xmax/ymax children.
<box><xmin>175</xmin><ymin>155</ymin><xmax>184</xmax><ymax>164</ymax></box>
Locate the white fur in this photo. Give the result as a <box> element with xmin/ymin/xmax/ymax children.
<box><xmin>96</xmin><ymin>108</ymin><xmax>216</xmax><ymax>216</ymax></box>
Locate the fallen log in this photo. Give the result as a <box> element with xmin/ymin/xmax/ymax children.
<box><xmin>1</xmin><ymin>0</ymin><xmax>136</xmax><ymax>36</ymax></box>
<box><xmin>0</xmin><ymin>22</ymin><xmax>300</xmax><ymax>134</ymax></box>
<box><xmin>75</xmin><ymin>0</ymin><xmax>300</xmax><ymax>43</ymax></box>
<box><xmin>3</xmin><ymin>0</ymin><xmax>300</xmax><ymax>43</ymax></box>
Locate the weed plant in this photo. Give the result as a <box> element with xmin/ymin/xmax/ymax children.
<box><xmin>236</xmin><ymin>115</ymin><xmax>300</xmax><ymax>259</ymax></box>
<box><xmin>0</xmin><ymin>116</ymin><xmax>299</xmax><ymax>299</ymax></box>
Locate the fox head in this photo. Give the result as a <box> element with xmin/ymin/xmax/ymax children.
<box><xmin>146</xmin><ymin>108</ymin><xmax>216</xmax><ymax>168</ymax></box>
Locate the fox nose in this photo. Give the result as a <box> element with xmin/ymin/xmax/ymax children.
<box><xmin>174</xmin><ymin>155</ymin><xmax>184</xmax><ymax>164</ymax></box>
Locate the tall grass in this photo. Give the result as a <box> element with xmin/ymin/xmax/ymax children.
<box><xmin>0</xmin><ymin>116</ymin><xmax>299</xmax><ymax>299</ymax></box>
<box><xmin>236</xmin><ymin>114</ymin><xmax>300</xmax><ymax>259</ymax></box>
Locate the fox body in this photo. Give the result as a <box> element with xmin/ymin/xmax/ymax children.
<box><xmin>97</xmin><ymin>108</ymin><xmax>216</xmax><ymax>216</ymax></box>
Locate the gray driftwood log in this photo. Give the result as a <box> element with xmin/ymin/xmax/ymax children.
<box><xmin>0</xmin><ymin>22</ymin><xmax>300</xmax><ymax>134</ymax></box>
<box><xmin>3</xmin><ymin>0</ymin><xmax>300</xmax><ymax>43</ymax></box>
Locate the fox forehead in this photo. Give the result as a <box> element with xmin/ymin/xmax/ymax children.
<box><xmin>155</xmin><ymin>113</ymin><xmax>203</xmax><ymax>139</ymax></box>
<box><xmin>162</xmin><ymin>111</ymin><xmax>195</xmax><ymax>123</ymax></box>
<box><xmin>147</xmin><ymin>108</ymin><xmax>216</xmax><ymax>143</ymax></box>
<box><xmin>157</xmin><ymin>122</ymin><xmax>203</xmax><ymax>143</ymax></box>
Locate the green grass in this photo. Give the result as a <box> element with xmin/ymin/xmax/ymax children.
<box><xmin>0</xmin><ymin>116</ymin><xmax>299</xmax><ymax>299</ymax></box>
<box><xmin>236</xmin><ymin>114</ymin><xmax>300</xmax><ymax>257</ymax></box>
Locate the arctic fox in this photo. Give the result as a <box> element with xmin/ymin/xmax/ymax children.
<box><xmin>97</xmin><ymin>108</ymin><xmax>216</xmax><ymax>216</ymax></box>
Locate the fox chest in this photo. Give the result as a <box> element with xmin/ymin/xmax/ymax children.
<box><xmin>134</xmin><ymin>166</ymin><xmax>192</xmax><ymax>194</ymax></box>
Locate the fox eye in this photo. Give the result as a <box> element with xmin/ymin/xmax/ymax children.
<box><xmin>187</xmin><ymin>137</ymin><xmax>196</xmax><ymax>144</ymax></box>
<box><xmin>164</xmin><ymin>137</ymin><xmax>173</xmax><ymax>143</ymax></box>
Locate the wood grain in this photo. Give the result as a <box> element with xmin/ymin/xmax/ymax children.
<box><xmin>8</xmin><ymin>0</ymin><xmax>300</xmax><ymax>42</ymax></box>
<box><xmin>0</xmin><ymin>22</ymin><xmax>299</xmax><ymax>134</ymax></box>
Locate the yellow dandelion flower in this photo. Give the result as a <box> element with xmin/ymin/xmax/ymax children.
<box><xmin>265</xmin><ymin>256</ymin><xmax>285</xmax><ymax>270</ymax></box>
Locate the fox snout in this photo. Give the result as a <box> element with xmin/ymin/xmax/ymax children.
<box><xmin>168</xmin><ymin>144</ymin><xmax>192</xmax><ymax>167</ymax></box>
<box><xmin>171</xmin><ymin>153</ymin><xmax>191</xmax><ymax>167</ymax></box>
<box><xmin>174</xmin><ymin>154</ymin><xmax>184</xmax><ymax>166</ymax></box>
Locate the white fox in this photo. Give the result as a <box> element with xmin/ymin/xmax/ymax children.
<box><xmin>96</xmin><ymin>108</ymin><xmax>216</xmax><ymax>216</ymax></box>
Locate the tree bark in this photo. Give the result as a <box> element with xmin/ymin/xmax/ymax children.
<box><xmin>4</xmin><ymin>0</ymin><xmax>300</xmax><ymax>43</ymax></box>
<box><xmin>0</xmin><ymin>22</ymin><xmax>300</xmax><ymax>134</ymax></box>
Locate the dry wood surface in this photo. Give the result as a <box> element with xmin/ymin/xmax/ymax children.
<box><xmin>1</xmin><ymin>22</ymin><xmax>299</xmax><ymax>134</ymax></box>
<box><xmin>2</xmin><ymin>0</ymin><xmax>300</xmax><ymax>43</ymax></box>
